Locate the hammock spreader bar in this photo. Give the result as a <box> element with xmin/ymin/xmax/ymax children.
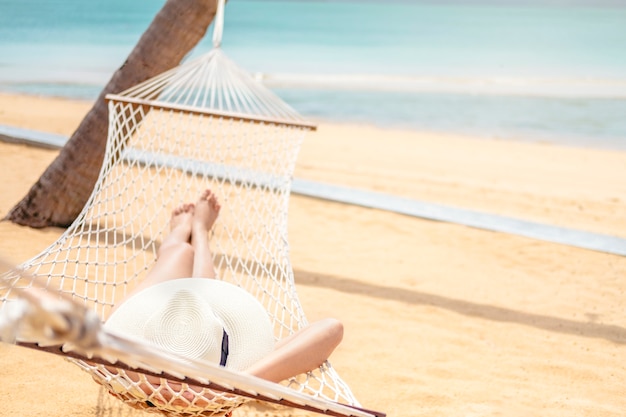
<box><xmin>105</xmin><ymin>94</ymin><xmax>318</xmax><ymax>130</ymax></box>
<box><xmin>16</xmin><ymin>342</ymin><xmax>385</xmax><ymax>417</ymax></box>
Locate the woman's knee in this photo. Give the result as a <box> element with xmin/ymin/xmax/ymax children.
<box><xmin>158</xmin><ymin>240</ymin><xmax>194</xmax><ymax>262</ymax></box>
<box><xmin>321</xmin><ymin>318</ymin><xmax>344</xmax><ymax>346</ymax></box>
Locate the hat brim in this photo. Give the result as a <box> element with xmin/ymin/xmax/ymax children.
<box><xmin>105</xmin><ymin>278</ymin><xmax>275</xmax><ymax>371</ymax></box>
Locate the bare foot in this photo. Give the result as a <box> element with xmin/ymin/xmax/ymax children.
<box><xmin>190</xmin><ymin>190</ymin><xmax>221</xmax><ymax>278</ymax></box>
<box><xmin>194</xmin><ymin>189</ymin><xmax>221</xmax><ymax>234</ymax></box>
<box><xmin>170</xmin><ymin>203</ymin><xmax>194</xmax><ymax>242</ymax></box>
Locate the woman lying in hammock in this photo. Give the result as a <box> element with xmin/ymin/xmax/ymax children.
<box><xmin>102</xmin><ymin>189</ymin><xmax>343</xmax><ymax>410</ymax></box>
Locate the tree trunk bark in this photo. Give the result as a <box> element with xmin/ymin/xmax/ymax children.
<box><xmin>5</xmin><ymin>0</ymin><xmax>219</xmax><ymax>228</ymax></box>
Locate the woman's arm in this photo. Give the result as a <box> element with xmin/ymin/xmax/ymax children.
<box><xmin>245</xmin><ymin>318</ymin><xmax>344</xmax><ymax>383</ymax></box>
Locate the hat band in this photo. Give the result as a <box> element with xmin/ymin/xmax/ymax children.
<box><xmin>220</xmin><ymin>329</ymin><xmax>229</xmax><ymax>367</ymax></box>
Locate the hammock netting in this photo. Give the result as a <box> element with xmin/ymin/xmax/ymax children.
<box><xmin>0</xmin><ymin>25</ymin><xmax>364</xmax><ymax>417</ymax></box>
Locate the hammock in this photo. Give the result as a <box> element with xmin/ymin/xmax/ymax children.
<box><xmin>0</xmin><ymin>2</ymin><xmax>382</xmax><ymax>417</ymax></box>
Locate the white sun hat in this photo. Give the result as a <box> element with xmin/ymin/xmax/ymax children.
<box><xmin>104</xmin><ymin>278</ymin><xmax>275</xmax><ymax>371</ymax></box>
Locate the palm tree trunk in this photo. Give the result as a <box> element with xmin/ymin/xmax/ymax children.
<box><xmin>5</xmin><ymin>0</ymin><xmax>219</xmax><ymax>228</ymax></box>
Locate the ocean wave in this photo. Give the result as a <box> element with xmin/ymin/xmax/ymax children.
<box><xmin>3</xmin><ymin>64</ymin><xmax>626</xmax><ymax>100</ymax></box>
<box><xmin>256</xmin><ymin>73</ymin><xmax>626</xmax><ymax>98</ymax></box>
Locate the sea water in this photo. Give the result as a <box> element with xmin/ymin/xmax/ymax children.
<box><xmin>0</xmin><ymin>0</ymin><xmax>625</xmax><ymax>149</ymax></box>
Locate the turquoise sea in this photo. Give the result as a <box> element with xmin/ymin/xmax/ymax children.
<box><xmin>1</xmin><ymin>0</ymin><xmax>626</xmax><ymax>149</ymax></box>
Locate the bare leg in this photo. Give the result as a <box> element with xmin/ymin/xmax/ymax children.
<box><xmin>244</xmin><ymin>318</ymin><xmax>344</xmax><ymax>383</ymax></box>
<box><xmin>191</xmin><ymin>189</ymin><xmax>221</xmax><ymax>278</ymax></box>
<box><xmin>113</xmin><ymin>203</ymin><xmax>196</xmax><ymax>309</ymax></box>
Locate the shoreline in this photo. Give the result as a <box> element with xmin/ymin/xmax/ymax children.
<box><xmin>2</xmin><ymin>88</ymin><xmax>626</xmax><ymax>152</ymax></box>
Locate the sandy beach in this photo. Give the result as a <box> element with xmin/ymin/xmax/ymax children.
<box><xmin>0</xmin><ymin>92</ymin><xmax>625</xmax><ymax>417</ymax></box>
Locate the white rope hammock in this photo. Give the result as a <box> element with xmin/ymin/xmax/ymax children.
<box><xmin>0</xmin><ymin>2</ymin><xmax>380</xmax><ymax>416</ymax></box>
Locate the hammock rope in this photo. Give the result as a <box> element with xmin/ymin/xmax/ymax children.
<box><xmin>0</xmin><ymin>2</ymin><xmax>377</xmax><ymax>416</ymax></box>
